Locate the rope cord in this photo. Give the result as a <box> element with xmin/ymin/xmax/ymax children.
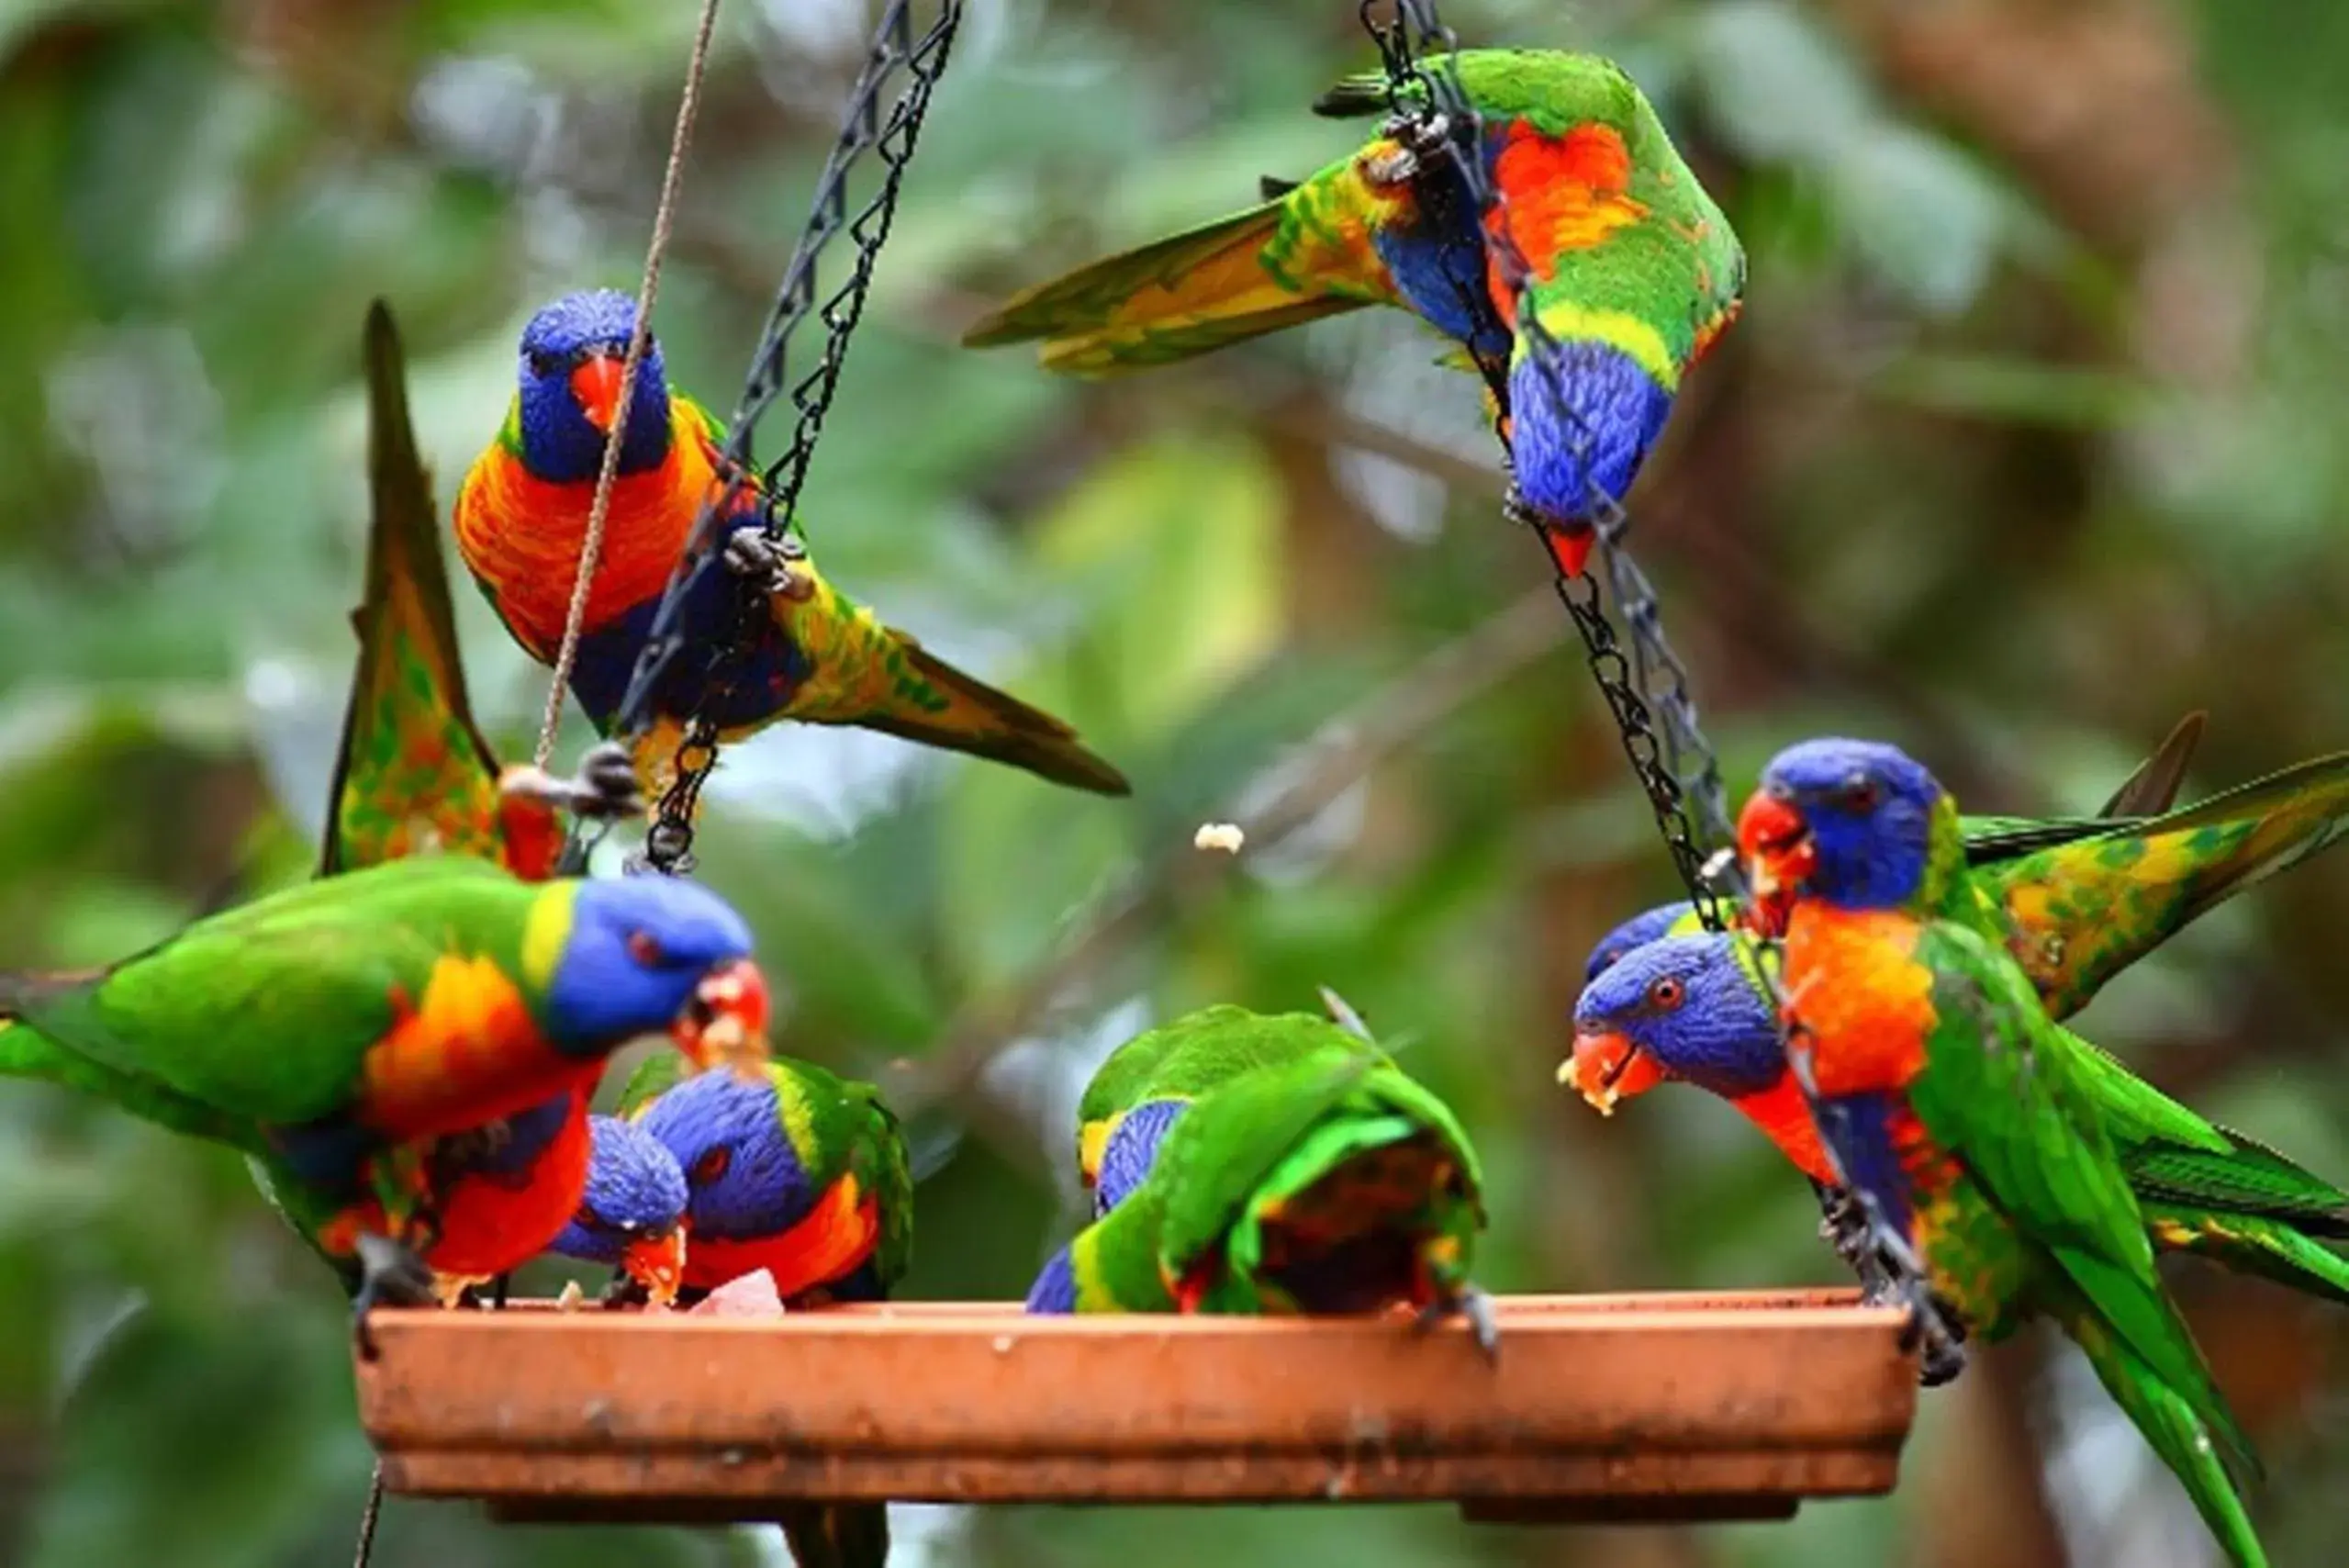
<box><xmin>531</xmin><ymin>0</ymin><xmax>726</xmax><ymax>770</ymax></box>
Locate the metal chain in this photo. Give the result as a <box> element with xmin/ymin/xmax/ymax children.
<box><xmin>582</xmin><ymin>0</ymin><xmax>965</xmax><ymax>876</ymax></box>
<box><xmin>1359</xmin><ymin>0</ymin><xmax>1739</xmax><ymax>929</ymax></box>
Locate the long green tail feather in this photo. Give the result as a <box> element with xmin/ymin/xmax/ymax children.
<box><xmin>2049</xmin><ymin>1245</ymin><xmax>2261</xmax><ymax>1484</ymax></box>
<box><xmin>2145</xmin><ymin>1204</ymin><xmax>2349</xmax><ymax>1305</ymax></box>
<box><xmin>0</xmin><ymin>1019</ymin><xmax>256</xmax><ymax>1150</ymax></box>
<box><xmin>958</xmin><ymin>199</ymin><xmax>1360</xmax><ymax>374</ymax></box>
<box><xmin>2064</xmin><ymin>1304</ymin><xmax>2269</xmax><ymax>1568</ymax></box>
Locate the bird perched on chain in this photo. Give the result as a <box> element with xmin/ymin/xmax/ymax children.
<box><xmin>453</xmin><ymin>290</ymin><xmax>1130</xmax><ymax>821</ymax></box>
<box><xmin>332</xmin><ymin>299</ymin><xmax>642</xmax><ymax>885</ymax></box>
<box><xmin>962</xmin><ymin>48</ymin><xmax>1743</xmax><ymax>578</ymax></box>
<box><xmin>1738</xmin><ymin>737</ymin><xmax>2295</xmax><ymax>1568</ymax></box>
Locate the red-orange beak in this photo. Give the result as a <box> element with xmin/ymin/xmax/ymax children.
<box><xmin>1557</xmin><ymin>1028</ymin><xmax>1669</xmax><ymax>1115</ymax></box>
<box><xmin>569</xmin><ymin>353</ymin><xmax>627</xmax><ymax>433</ymax></box>
<box><xmin>1543</xmin><ymin>523</ymin><xmax>1594</xmax><ymax>579</ymax></box>
<box><xmin>1736</xmin><ymin>789</ymin><xmax>1815</xmax><ymax>935</ymax></box>
<box><xmin>622</xmin><ymin>1227</ymin><xmax>688</xmax><ymax>1307</ymax></box>
<box><xmin>673</xmin><ymin>957</ymin><xmax>773</xmax><ymax>1072</ymax></box>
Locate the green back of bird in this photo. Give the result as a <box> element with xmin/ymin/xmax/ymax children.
<box><xmin>1077</xmin><ymin>1004</ymin><xmax>1373</xmax><ymax>1180</ymax></box>
<box><xmin>1150</xmin><ymin>1041</ymin><xmax>1484</xmax><ymax>1315</ymax></box>
<box><xmin>1321</xmin><ymin>50</ymin><xmax>1743</xmax><ymax>381</ymax></box>
<box><xmin>5</xmin><ymin>857</ymin><xmax>541</xmax><ymax>1130</ymax></box>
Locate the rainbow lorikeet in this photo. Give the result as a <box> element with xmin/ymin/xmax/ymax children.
<box><xmin>963</xmin><ymin>49</ymin><xmax>1744</xmax><ymax>577</ymax></box>
<box><xmin>330</xmin><ymin>299</ymin><xmax>639</xmax><ymax>886</ymax></box>
<box><xmin>543</xmin><ymin>1113</ymin><xmax>689</xmax><ymax>1306</ymax></box>
<box><xmin>1739</xmin><ymin>739</ymin><xmax>2288</xmax><ymax>1568</ymax></box>
<box><xmin>308</xmin><ymin>299</ymin><xmax>667</xmax><ymax>1310</ymax></box>
<box><xmin>1571</xmin><ymin>731</ymin><xmax>2349</xmax><ymax>1342</ymax></box>
<box><xmin>1028</xmin><ymin>1009</ymin><xmax>1496</xmax><ymax>1357</ymax></box>
<box><xmin>1573</xmin><ymin>933</ymin><xmax>2349</xmax><ymax>1311</ymax></box>
<box><xmin>1072</xmin><ymin>1000</ymin><xmax>1389</xmax><ymax>1218</ymax></box>
<box><xmin>615</xmin><ymin>1051</ymin><xmax>910</xmax><ymax>1568</ymax></box>
<box><xmin>452</xmin><ymin>290</ymin><xmax>1130</xmax><ymax>812</ymax></box>
<box><xmin>0</xmin><ymin>857</ymin><xmax>771</xmax><ymax>1344</ymax></box>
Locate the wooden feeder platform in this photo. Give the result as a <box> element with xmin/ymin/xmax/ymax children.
<box><xmin>355</xmin><ymin>1287</ymin><xmax>1918</xmax><ymax>1529</ymax></box>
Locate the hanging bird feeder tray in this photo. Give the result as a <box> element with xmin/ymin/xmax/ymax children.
<box><xmin>354</xmin><ymin>1287</ymin><xmax>1918</xmax><ymax>1527</ymax></box>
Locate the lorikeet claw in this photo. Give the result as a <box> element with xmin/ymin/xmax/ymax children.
<box><xmin>1413</xmin><ymin>1282</ymin><xmax>1502</xmax><ymax>1365</ymax></box>
<box><xmin>721</xmin><ymin>527</ymin><xmax>812</xmax><ymax>601</ymax></box>
<box><xmin>351</xmin><ymin>1232</ymin><xmax>438</xmax><ymax>1361</ymax></box>
<box><xmin>1899</xmin><ymin>1283</ymin><xmax>1970</xmax><ymax>1388</ymax></box>
<box><xmin>599</xmin><ymin>1271</ymin><xmax>651</xmax><ymax>1310</ymax></box>
<box><xmin>1815</xmin><ymin>1182</ymin><xmax>1900</xmax><ymax>1302</ymax></box>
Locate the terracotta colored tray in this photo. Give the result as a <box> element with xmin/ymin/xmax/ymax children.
<box><xmin>355</xmin><ymin>1288</ymin><xmax>1918</xmax><ymax>1527</ymax></box>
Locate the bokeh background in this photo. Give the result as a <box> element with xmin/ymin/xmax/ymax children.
<box><xmin>2</xmin><ymin>0</ymin><xmax>2346</xmax><ymax>1564</ymax></box>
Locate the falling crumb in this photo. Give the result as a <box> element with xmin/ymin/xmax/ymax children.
<box><xmin>1193</xmin><ymin>822</ymin><xmax>1245</xmax><ymax>854</ymax></box>
<box><xmin>554</xmin><ymin>1280</ymin><xmax>587</xmax><ymax>1312</ymax></box>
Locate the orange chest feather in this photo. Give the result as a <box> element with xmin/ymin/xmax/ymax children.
<box><xmin>683</xmin><ymin>1172</ymin><xmax>881</xmax><ymax>1302</ymax></box>
<box><xmin>359</xmin><ymin>956</ymin><xmax>589</xmax><ymax>1141</ymax></box>
<box><xmin>1782</xmin><ymin>905</ymin><xmax>1935</xmax><ymax>1098</ymax></box>
<box><xmin>423</xmin><ymin>1088</ymin><xmax>595</xmax><ymax>1277</ymax></box>
<box><xmin>1484</xmin><ymin>121</ymin><xmax>1650</xmax><ymax>323</ymax></box>
<box><xmin>1728</xmin><ymin>1075</ymin><xmax>1839</xmax><ymax>1187</ymax></box>
<box><xmin>452</xmin><ymin>418</ymin><xmax>729</xmax><ymax>655</ymax></box>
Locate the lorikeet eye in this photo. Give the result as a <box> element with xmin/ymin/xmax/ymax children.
<box><xmin>575</xmin><ymin>1203</ymin><xmax>610</xmax><ymax>1234</ymax></box>
<box><xmin>1647</xmin><ymin>977</ymin><xmax>1685</xmax><ymax>1011</ymax></box>
<box><xmin>626</xmin><ymin>931</ymin><xmax>666</xmax><ymax>967</ymax></box>
<box><xmin>691</xmin><ymin>1146</ymin><xmax>732</xmax><ymax>1186</ymax></box>
<box><xmin>526</xmin><ymin>349</ymin><xmax>561</xmax><ymax>378</ymax></box>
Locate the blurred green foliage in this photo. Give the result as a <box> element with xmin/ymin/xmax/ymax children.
<box><xmin>0</xmin><ymin>1</ymin><xmax>2344</xmax><ymax>1566</ymax></box>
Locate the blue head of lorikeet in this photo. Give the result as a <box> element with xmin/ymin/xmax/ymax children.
<box><xmin>630</xmin><ymin>1062</ymin><xmax>901</xmax><ymax>1304</ymax></box>
<box><xmin>1568</xmin><ymin>932</ymin><xmax>1783</xmax><ymax>1109</ymax></box>
<box><xmin>515</xmin><ymin>288</ymin><xmax>672</xmax><ymax>482</ymax></box>
<box><xmin>546</xmin><ymin>877</ymin><xmax>770</xmax><ymax>1066</ymax></box>
<box><xmin>548</xmin><ymin>1114</ymin><xmax>690</xmax><ymax>1304</ymax></box>
<box><xmin>1582</xmin><ymin>899</ymin><xmax>1698</xmax><ymax>983</ymax></box>
<box><xmin>1743</xmin><ymin>738</ymin><xmax>1944</xmax><ymax>914</ymax></box>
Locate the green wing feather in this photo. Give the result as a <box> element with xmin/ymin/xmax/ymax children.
<box><xmin>323</xmin><ymin>301</ymin><xmax>512</xmax><ymax>877</ymax></box>
<box><xmin>958</xmin><ymin>191</ymin><xmax>1379</xmax><ymax>374</ymax></box>
<box><xmin>616</xmin><ymin>1049</ymin><xmax>686</xmax><ymax>1118</ymax></box>
<box><xmin>1076</xmin><ymin>1004</ymin><xmax>1364</xmax><ymax>1181</ymax></box>
<box><xmin>1151</xmin><ymin>1040</ymin><xmax>1484</xmax><ymax>1310</ymax></box>
<box><xmin>1065</xmin><ymin>1179</ymin><xmax>1178</xmax><ymax>1310</ymax></box>
<box><xmin>0</xmin><ymin>1019</ymin><xmax>261</xmax><ymax>1151</ymax></box>
<box><xmin>1907</xmin><ymin>921</ymin><xmax>2260</xmax><ymax>1486</ymax></box>
<box><xmin>1981</xmin><ymin>751</ymin><xmax>2349</xmax><ymax>1017</ymax></box>
<box><xmin>0</xmin><ymin>857</ymin><xmax>529</xmax><ymax>1129</ymax></box>
<box><xmin>839</xmin><ymin>1075</ymin><xmax>913</xmax><ymax>1291</ymax></box>
<box><xmin>2142</xmin><ymin>1203</ymin><xmax>2349</xmax><ymax>1306</ymax></box>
